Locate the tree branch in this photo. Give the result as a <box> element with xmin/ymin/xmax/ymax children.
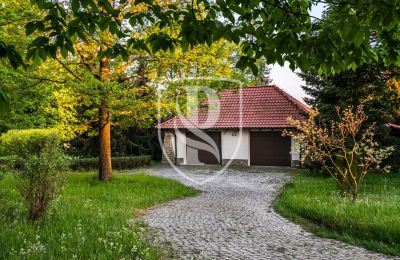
<box><xmin>26</xmin><ymin>76</ymin><xmax>66</xmax><ymax>84</ymax></box>
<box><xmin>262</xmin><ymin>0</ymin><xmax>328</xmax><ymax>24</ymax></box>
<box><xmin>55</xmin><ymin>57</ymin><xmax>82</xmax><ymax>81</ymax></box>
<box><xmin>0</xmin><ymin>17</ymin><xmax>32</xmax><ymax>27</ymax></box>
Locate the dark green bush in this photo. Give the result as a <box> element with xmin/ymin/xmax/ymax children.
<box><xmin>0</xmin><ymin>156</ymin><xmax>10</xmax><ymax>165</ymax></box>
<box><xmin>0</xmin><ymin>129</ymin><xmax>68</xmax><ymax>221</ymax></box>
<box><xmin>1</xmin><ymin>154</ymin><xmax>152</xmax><ymax>171</ymax></box>
<box><xmin>71</xmin><ymin>155</ymin><xmax>151</xmax><ymax>171</ymax></box>
<box><xmin>68</xmin><ymin>127</ymin><xmax>162</xmax><ymax>160</ymax></box>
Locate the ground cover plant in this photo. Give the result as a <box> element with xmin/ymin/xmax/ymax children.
<box><xmin>274</xmin><ymin>172</ymin><xmax>400</xmax><ymax>256</ymax></box>
<box><xmin>0</xmin><ymin>171</ymin><xmax>200</xmax><ymax>259</ymax></box>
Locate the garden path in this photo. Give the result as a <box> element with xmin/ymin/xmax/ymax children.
<box><xmin>142</xmin><ymin>166</ymin><xmax>391</xmax><ymax>260</ymax></box>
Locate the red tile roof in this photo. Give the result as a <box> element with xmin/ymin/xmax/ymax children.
<box><xmin>157</xmin><ymin>85</ymin><xmax>309</xmax><ymax>129</ymax></box>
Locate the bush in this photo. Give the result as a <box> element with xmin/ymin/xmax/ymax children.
<box><xmin>71</xmin><ymin>155</ymin><xmax>151</xmax><ymax>171</ymax></box>
<box><xmin>374</xmin><ymin>125</ymin><xmax>400</xmax><ymax>172</ymax></box>
<box><xmin>0</xmin><ymin>129</ymin><xmax>68</xmax><ymax>221</ymax></box>
<box><xmin>1</xmin><ymin>154</ymin><xmax>152</xmax><ymax>171</ymax></box>
<box><xmin>286</xmin><ymin>106</ymin><xmax>394</xmax><ymax>202</ymax></box>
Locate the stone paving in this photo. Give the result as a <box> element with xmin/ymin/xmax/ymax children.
<box><xmin>141</xmin><ymin>166</ymin><xmax>392</xmax><ymax>260</ymax></box>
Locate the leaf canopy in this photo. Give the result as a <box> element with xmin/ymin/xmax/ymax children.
<box><xmin>21</xmin><ymin>0</ymin><xmax>400</xmax><ymax>75</ymax></box>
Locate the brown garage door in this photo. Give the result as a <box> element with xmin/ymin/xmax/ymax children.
<box><xmin>250</xmin><ymin>131</ymin><xmax>291</xmax><ymax>166</ymax></box>
<box><xmin>186</xmin><ymin>131</ymin><xmax>221</xmax><ymax>164</ymax></box>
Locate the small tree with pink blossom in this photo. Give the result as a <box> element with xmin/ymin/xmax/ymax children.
<box><xmin>285</xmin><ymin>106</ymin><xmax>394</xmax><ymax>202</ymax></box>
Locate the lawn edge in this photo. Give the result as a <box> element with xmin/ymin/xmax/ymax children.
<box><xmin>272</xmin><ymin>176</ymin><xmax>399</xmax><ymax>257</ymax></box>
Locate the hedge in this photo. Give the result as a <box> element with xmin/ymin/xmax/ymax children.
<box><xmin>0</xmin><ymin>129</ymin><xmax>60</xmax><ymax>156</ymax></box>
<box><xmin>0</xmin><ymin>156</ymin><xmax>12</xmax><ymax>165</ymax></box>
<box><xmin>0</xmin><ymin>155</ymin><xmax>152</xmax><ymax>171</ymax></box>
<box><xmin>70</xmin><ymin>155</ymin><xmax>151</xmax><ymax>171</ymax></box>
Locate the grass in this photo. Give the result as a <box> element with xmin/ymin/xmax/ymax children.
<box><xmin>274</xmin><ymin>172</ymin><xmax>400</xmax><ymax>256</ymax></box>
<box><xmin>0</xmin><ymin>171</ymin><xmax>200</xmax><ymax>259</ymax></box>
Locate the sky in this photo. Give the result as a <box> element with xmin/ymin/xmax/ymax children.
<box><xmin>269</xmin><ymin>4</ymin><xmax>326</xmax><ymax>102</ymax></box>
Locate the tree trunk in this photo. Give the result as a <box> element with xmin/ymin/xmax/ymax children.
<box><xmin>352</xmin><ymin>193</ymin><xmax>357</xmax><ymax>203</ymax></box>
<box><xmin>98</xmin><ymin>55</ymin><xmax>112</xmax><ymax>181</ymax></box>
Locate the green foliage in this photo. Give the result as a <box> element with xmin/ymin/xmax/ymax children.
<box><xmin>0</xmin><ymin>86</ymin><xmax>9</xmax><ymax>116</ymax></box>
<box><xmin>2</xmin><ymin>0</ymin><xmax>271</xmax><ymax>163</ymax></box>
<box><xmin>0</xmin><ymin>0</ymin><xmax>37</xmax><ymax>68</ymax></box>
<box><xmin>68</xmin><ymin>127</ymin><xmax>162</xmax><ymax>160</ymax></box>
<box><xmin>1</xmin><ymin>154</ymin><xmax>152</xmax><ymax>171</ymax></box>
<box><xmin>300</xmin><ymin>64</ymin><xmax>400</xmax><ymax>125</ymax></box>
<box><xmin>274</xmin><ymin>173</ymin><xmax>400</xmax><ymax>256</ymax></box>
<box><xmin>287</xmin><ymin>107</ymin><xmax>394</xmax><ymax>201</ymax></box>
<box><xmin>299</xmin><ymin>64</ymin><xmax>400</xmax><ymax>170</ymax></box>
<box><xmin>0</xmin><ymin>128</ymin><xmax>68</xmax><ymax>221</ymax></box>
<box><xmin>1</xmin><ymin>128</ymin><xmax>59</xmax><ymax>156</ymax></box>
<box><xmin>0</xmin><ymin>156</ymin><xmax>12</xmax><ymax>165</ymax></box>
<box><xmin>376</xmin><ymin>125</ymin><xmax>400</xmax><ymax>171</ymax></box>
<box><xmin>0</xmin><ymin>68</ymin><xmax>58</xmax><ymax>131</ymax></box>
<box><xmin>0</xmin><ymin>41</ymin><xmax>24</xmax><ymax>68</ymax></box>
<box><xmin>26</xmin><ymin>0</ymin><xmax>400</xmax><ymax>74</ymax></box>
<box><xmin>71</xmin><ymin>155</ymin><xmax>151</xmax><ymax>171</ymax></box>
<box><xmin>0</xmin><ymin>1</ymin><xmax>83</xmax><ymax>139</ymax></box>
<box><xmin>0</xmin><ymin>171</ymin><xmax>200</xmax><ymax>259</ymax></box>
<box><xmin>0</xmin><ymin>0</ymin><xmax>41</xmax><ymax>113</ymax></box>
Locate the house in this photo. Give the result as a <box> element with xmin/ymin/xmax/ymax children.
<box><xmin>157</xmin><ymin>85</ymin><xmax>309</xmax><ymax>167</ymax></box>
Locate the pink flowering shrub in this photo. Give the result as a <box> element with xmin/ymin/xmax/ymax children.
<box><xmin>285</xmin><ymin>106</ymin><xmax>394</xmax><ymax>202</ymax></box>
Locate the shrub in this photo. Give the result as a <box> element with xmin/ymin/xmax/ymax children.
<box><xmin>71</xmin><ymin>155</ymin><xmax>151</xmax><ymax>171</ymax></box>
<box><xmin>0</xmin><ymin>129</ymin><xmax>68</xmax><ymax>221</ymax></box>
<box><xmin>0</xmin><ymin>156</ymin><xmax>11</xmax><ymax>165</ymax></box>
<box><xmin>286</xmin><ymin>106</ymin><xmax>394</xmax><ymax>202</ymax></box>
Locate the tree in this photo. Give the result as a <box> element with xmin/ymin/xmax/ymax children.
<box><xmin>0</xmin><ymin>0</ymin><xmax>84</xmax><ymax>139</ymax></box>
<box><xmin>25</xmin><ymin>0</ymin><xmax>400</xmax><ymax>75</ymax></box>
<box><xmin>23</xmin><ymin>1</ymin><xmax>163</xmax><ymax>181</ymax></box>
<box><xmin>1</xmin><ymin>0</ymin><xmax>264</xmax><ymax>178</ymax></box>
<box><xmin>286</xmin><ymin>106</ymin><xmax>394</xmax><ymax>202</ymax></box>
<box><xmin>20</xmin><ymin>0</ymin><xmax>400</xmax><ymax>181</ymax></box>
<box><xmin>0</xmin><ymin>0</ymin><xmax>30</xmax><ymax>68</ymax></box>
<box><xmin>0</xmin><ymin>0</ymin><xmax>39</xmax><ymax>112</ymax></box>
<box><xmin>257</xmin><ymin>60</ymin><xmax>273</xmax><ymax>85</ymax></box>
<box><xmin>7</xmin><ymin>0</ymin><xmax>260</xmax><ymax>181</ymax></box>
<box><xmin>65</xmin><ymin>38</ymin><xmax>254</xmax><ymax>161</ymax></box>
<box><xmin>299</xmin><ymin>64</ymin><xmax>400</xmax><ymax>125</ymax></box>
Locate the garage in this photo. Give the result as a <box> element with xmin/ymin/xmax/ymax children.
<box><xmin>250</xmin><ymin>131</ymin><xmax>291</xmax><ymax>166</ymax></box>
<box><xmin>186</xmin><ymin>131</ymin><xmax>221</xmax><ymax>164</ymax></box>
<box><xmin>158</xmin><ymin>85</ymin><xmax>308</xmax><ymax>167</ymax></box>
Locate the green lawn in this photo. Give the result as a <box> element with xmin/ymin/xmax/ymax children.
<box><xmin>274</xmin><ymin>172</ymin><xmax>400</xmax><ymax>256</ymax></box>
<box><xmin>0</xmin><ymin>171</ymin><xmax>200</xmax><ymax>259</ymax></box>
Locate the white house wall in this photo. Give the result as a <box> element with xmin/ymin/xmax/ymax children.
<box><xmin>171</xmin><ymin>129</ymin><xmax>298</xmax><ymax>167</ymax></box>
<box><xmin>221</xmin><ymin>129</ymin><xmax>249</xmax><ymax>165</ymax></box>
<box><xmin>175</xmin><ymin>130</ymin><xmax>186</xmax><ymax>164</ymax></box>
<box><xmin>291</xmin><ymin>137</ymin><xmax>300</xmax><ymax>167</ymax></box>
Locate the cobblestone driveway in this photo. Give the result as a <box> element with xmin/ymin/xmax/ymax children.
<box><xmin>142</xmin><ymin>166</ymin><xmax>391</xmax><ymax>260</ymax></box>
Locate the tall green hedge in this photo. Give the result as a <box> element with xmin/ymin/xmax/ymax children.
<box><xmin>0</xmin><ymin>155</ymin><xmax>152</xmax><ymax>171</ymax></box>
<box><xmin>0</xmin><ymin>129</ymin><xmax>60</xmax><ymax>156</ymax></box>
<box><xmin>70</xmin><ymin>155</ymin><xmax>151</xmax><ymax>171</ymax></box>
<box><xmin>68</xmin><ymin>127</ymin><xmax>162</xmax><ymax>160</ymax></box>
